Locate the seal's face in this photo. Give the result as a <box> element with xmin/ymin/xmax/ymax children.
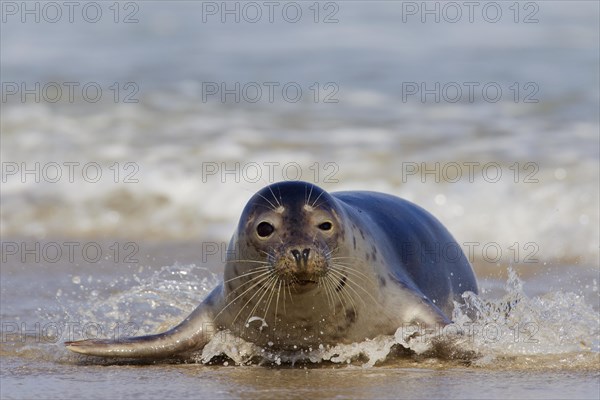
<box><xmin>219</xmin><ymin>181</ymin><xmax>364</xmax><ymax>347</ymax></box>
<box><xmin>236</xmin><ymin>181</ymin><xmax>344</xmax><ymax>293</ymax></box>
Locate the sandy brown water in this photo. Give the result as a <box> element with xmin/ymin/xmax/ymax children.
<box><xmin>2</xmin><ymin>356</ymin><xmax>599</xmax><ymax>400</ymax></box>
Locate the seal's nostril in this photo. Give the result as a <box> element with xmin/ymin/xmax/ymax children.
<box><xmin>302</xmin><ymin>248</ymin><xmax>310</xmax><ymax>263</ymax></box>
<box><xmin>291</xmin><ymin>249</ymin><xmax>302</xmax><ymax>263</ymax></box>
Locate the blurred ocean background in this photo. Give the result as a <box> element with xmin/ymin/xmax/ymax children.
<box><xmin>1</xmin><ymin>1</ymin><xmax>599</xmax><ymax>399</ymax></box>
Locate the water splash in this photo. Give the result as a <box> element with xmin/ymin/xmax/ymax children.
<box><xmin>35</xmin><ymin>263</ymin><xmax>219</xmax><ymax>346</ymax></box>
<box><xmin>199</xmin><ymin>268</ymin><xmax>599</xmax><ymax>369</ymax></box>
<box><xmin>11</xmin><ymin>264</ymin><xmax>595</xmax><ymax>370</ymax></box>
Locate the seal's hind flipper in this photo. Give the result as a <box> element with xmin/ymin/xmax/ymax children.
<box><xmin>65</xmin><ymin>338</ymin><xmax>134</xmax><ymax>356</ymax></box>
<box><xmin>65</xmin><ymin>289</ymin><xmax>219</xmax><ymax>359</ymax></box>
<box><xmin>65</xmin><ymin>333</ymin><xmax>198</xmax><ymax>358</ymax></box>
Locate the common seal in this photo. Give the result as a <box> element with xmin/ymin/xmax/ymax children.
<box><xmin>65</xmin><ymin>181</ymin><xmax>478</xmax><ymax>358</ymax></box>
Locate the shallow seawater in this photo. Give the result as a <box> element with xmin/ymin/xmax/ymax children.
<box><xmin>1</xmin><ymin>241</ymin><xmax>598</xmax><ymax>399</ymax></box>
<box><xmin>2</xmin><ymin>358</ymin><xmax>599</xmax><ymax>400</ymax></box>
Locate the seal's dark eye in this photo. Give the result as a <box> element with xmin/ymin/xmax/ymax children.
<box><xmin>256</xmin><ymin>222</ymin><xmax>275</xmax><ymax>238</ymax></box>
<box><xmin>318</xmin><ymin>222</ymin><xmax>333</xmax><ymax>231</ymax></box>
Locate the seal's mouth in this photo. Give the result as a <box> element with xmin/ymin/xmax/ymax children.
<box><xmin>288</xmin><ymin>279</ymin><xmax>318</xmax><ymax>293</ymax></box>
<box><xmin>284</xmin><ymin>275</ymin><xmax>320</xmax><ymax>289</ymax></box>
<box><xmin>295</xmin><ymin>279</ymin><xmax>318</xmax><ymax>286</ymax></box>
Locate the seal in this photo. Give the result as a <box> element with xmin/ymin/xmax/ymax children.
<box><xmin>65</xmin><ymin>181</ymin><xmax>478</xmax><ymax>358</ymax></box>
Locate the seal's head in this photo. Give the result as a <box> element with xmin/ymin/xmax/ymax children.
<box><xmin>232</xmin><ymin>181</ymin><xmax>345</xmax><ymax>293</ymax></box>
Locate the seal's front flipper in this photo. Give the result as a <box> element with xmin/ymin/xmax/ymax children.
<box><xmin>388</xmin><ymin>275</ymin><xmax>452</xmax><ymax>327</ymax></box>
<box><xmin>403</xmin><ymin>292</ymin><xmax>452</xmax><ymax>327</ymax></box>
<box><xmin>66</xmin><ymin>291</ymin><xmax>218</xmax><ymax>359</ymax></box>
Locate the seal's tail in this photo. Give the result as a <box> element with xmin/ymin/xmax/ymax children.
<box><xmin>65</xmin><ymin>305</ymin><xmax>214</xmax><ymax>359</ymax></box>
<box><xmin>64</xmin><ymin>332</ymin><xmax>199</xmax><ymax>359</ymax></box>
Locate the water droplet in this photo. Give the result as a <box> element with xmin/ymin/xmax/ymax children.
<box><xmin>72</xmin><ymin>276</ymin><xmax>81</xmax><ymax>284</ymax></box>
<box><xmin>554</xmin><ymin>168</ymin><xmax>567</xmax><ymax>180</ymax></box>
<box><xmin>452</xmin><ymin>205</ymin><xmax>464</xmax><ymax>216</ymax></box>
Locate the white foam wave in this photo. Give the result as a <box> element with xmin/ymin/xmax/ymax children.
<box><xmin>2</xmin><ymin>96</ymin><xmax>598</xmax><ymax>264</ymax></box>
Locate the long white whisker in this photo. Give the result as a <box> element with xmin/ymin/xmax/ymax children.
<box><xmin>326</xmin><ymin>247</ymin><xmax>340</xmax><ymax>258</ymax></box>
<box><xmin>256</xmin><ymin>192</ymin><xmax>278</xmax><ymax>211</ymax></box>
<box><xmin>306</xmin><ymin>184</ymin><xmax>314</xmax><ymax>207</ymax></box>
<box><xmin>274</xmin><ymin>279</ymin><xmax>282</xmax><ymax>326</ymax></box>
<box><xmin>223</xmin><ymin>267</ymin><xmax>271</xmax><ymax>284</ymax></box>
<box><xmin>243</xmin><ymin>275</ymin><xmax>277</xmax><ymax>326</ymax></box>
<box><xmin>267</xmin><ymin>184</ymin><xmax>282</xmax><ymax>208</ymax></box>
<box><xmin>286</xmin><ymin>282</ymin><xmax>294</xmax><ymax>304</ymax></box>
<box><xmin>276</xmin><ymin>186</ymin><xmax>283</xmax><ymax>207</ymax></box>
<box><xmin>327</xmin><ymin>268</ymin><xmax>371</xmax><ymax>307</ymax></box>
<box><xmin>321</xmin><ymin>274</ymin><xmax>338</xmax><ymax>314</ymax></box>
<box><xmin>223</xmin><ymin>269</ymin><xmax>272</xmax><ymax>293</ymax></box>
<box><xmin>311</xmin><ymin>190</ymin><xmax>325</xmax><ymax>208</ymax></box>
<box><xmin>214</xmin><ymin>272</ymin><xmax>273</xmax><ymax>320</ymax></box>
<box><xmin>282</xmin><ymin>278</ymin><xmax>287</xmax><ymax>314</ymax></box>
<box><xmin>330</xmin><ymin>272</ymin><xmax>359</xmax><ymax>315</ymax></box>
<box><xmin>326</xmin><ymin>273</ymin><xmax>352</xmax><ymax>316</ymax></box>
<box><xmin>331</xmin><ymin>263</ymin><xmax>378</xmax><ymax>283</ymax></box>
<box><xmin>333</xmin><ymin>269</ymin><xmax>398</xmax><ymax>326</ymax></box>
<box><xmin>318</xmin><ymin>278</ymin><xmax>333</xmax><ymax>310</ymax></box>
<box><xmin>228</xmin><ymin>259</ymin><xmax>270</xmax><ymax>264</ymax></box>
<box><xmin>330</xmin><ymin>256</ymin><xmax>363</xmax><ymax>261</ymax></box>
<box><xmin>262</xmin><ymin>275</ymin><xmax>279</xmax><ymax>322</ymax></box>
<box><xmin>234</xmin><ymin>274</ymin><xmax>277</xmax><ymax>326</ymax></box>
